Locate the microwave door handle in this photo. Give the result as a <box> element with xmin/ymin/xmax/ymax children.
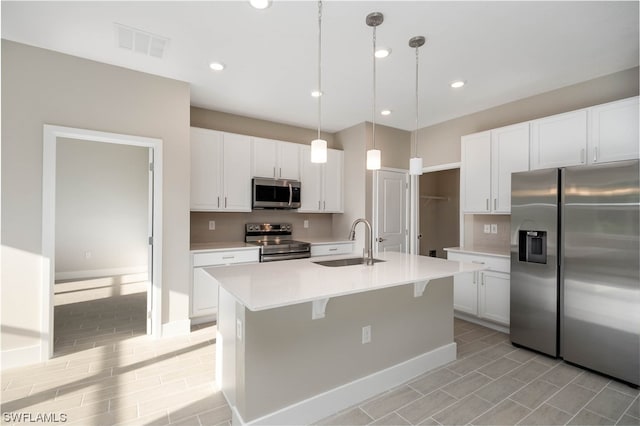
<box><xmin>288</xmin><ymin>183</ymin><xmax>292</xmax><ymax>206</ymax></box>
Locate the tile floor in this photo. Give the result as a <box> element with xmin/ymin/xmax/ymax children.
<box><xmin>317</xmin><ymin>319</ymin><xmax>640</xmax><ymax>426</ymax></box>
<box><xmin>2</xmin><ymin>314</ymin><xmax>639</xmax><ymax>425</ymax></box>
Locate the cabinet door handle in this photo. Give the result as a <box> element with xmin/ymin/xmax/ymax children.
<box><xmin>225</xmin><ymin>197</ymin><xmax>228</xmax><ymax>208</ymax></box>
<box><xmin>494</xmin><ymin>198</ymin><xmax>497</xmax><ymax>211</ymax></box>
<box><xmin>217</xmin><ymin>196</ymin><xmax>220</xmax><ymax>208</ymax></box>
<box><xmin>222</xmin><ymin>255</ymin><xmax>235</xmax><ymax>260</ymax></box>
<box><xmin>580</xmin><ymin>148</ymin><xmax>585</xmax><ymax>164</ymax></box>
<box><xmin>472</xmin><ymin>260</ymin><xmax>485</xmax><ymax>264</ymax></box>
<box><xmin>482</xmin><ymin>274</ymin><xmax>486</xmax><ymax>286</ymax></box>
<box><xmin>329</xmin><ymin>248</ymin><xmax>338</xmax><ymax>251</ymax></box>
<box><xmin>279</xmin><ymin>167</ymin><xmax>282</xmax><ymax>178</ymax></box>
<box><xmin>594</xmin><ymin>147</ymin><xmax>598</xmax><ymax>163</ymax></box>
<box><xmin>323</xmin><ymin>201</ymin><xmax>326</xmax><ymax>210</ymax></box>
<box><xmin>472</xmin><ymin>272</ymin><xmax>476</xmax><ymax>285</ymax></box>
<box><xmin>273</xmin><ymin>167</ymin><xmax>276</xmax><ymax>177</ymax></box>
<box><xmin>318</xmin><ymin>200</ymin><xmax>321</xmax><ymax>210</ymax></box>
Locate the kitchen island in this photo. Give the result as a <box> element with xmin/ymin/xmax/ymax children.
<box><xmin>208</xmin><ymin>252</ymin><xmax>484</xmax><ymax>425</ymax></box>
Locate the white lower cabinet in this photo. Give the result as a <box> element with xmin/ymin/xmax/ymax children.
<box><xmin>310</xmin><ymin>241</ymin><xmax>354</xmax><ymax>257</ymax></box>
<box><xmin>447</xmin><ymin>251</ymin><xmax>510</xmax><ymax>327</ymax></box>
<box><xmin>191</xmin><ymin>248</ymin><xmax>259</xmax><ymax>319</ymax></box>
<box><xmin>477</xmin><ymin>270</ymin><xmax>510</xmax><ymax>325</ymax></box>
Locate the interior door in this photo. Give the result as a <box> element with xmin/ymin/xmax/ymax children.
<box><xmin>375</xmin><ymin>170</ymin><xmax>408</xmax><ymax>253</ymax></box>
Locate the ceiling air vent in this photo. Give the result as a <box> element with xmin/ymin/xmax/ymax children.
<box><xmin>115</xmin><ymin>23</ymin><xmax>168</xmax><ymax>59</ymax></box>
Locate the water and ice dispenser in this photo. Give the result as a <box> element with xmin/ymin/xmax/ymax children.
<box><xmin>518</xmin><ymin>230</ymin><xmax>547</xmax><ymax>264</ymax></box>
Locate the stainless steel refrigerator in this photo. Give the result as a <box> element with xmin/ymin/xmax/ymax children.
<box><xmin>510</xmin><ymin>159</ymin><xmax>639</xmax><ymax>386</ymax></box>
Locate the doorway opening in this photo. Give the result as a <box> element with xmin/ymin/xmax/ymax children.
<box><xmin>42</xmin><ymin>125</ymin><xmax>163</xmax><ymax>361</ymax></box>
<box><xmin>419</xmin><ymin>168</ymin><xmax>460</xmax><ymax>258</ymax></box>
<box><xmin>53</xmin><ymin>140</ymin><xmax>150</xmax><ymax>355</ymax></box>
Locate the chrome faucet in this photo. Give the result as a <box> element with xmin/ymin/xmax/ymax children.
<box><xmin>348</xmin><ymin>218</ymin><xmax>374</xmax><ymax>265</ymax></box>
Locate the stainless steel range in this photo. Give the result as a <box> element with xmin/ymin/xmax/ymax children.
<box><xmin>245</xmin><ymin>223</ymin><xmax>311</xmax><ymax>262</ymax></box>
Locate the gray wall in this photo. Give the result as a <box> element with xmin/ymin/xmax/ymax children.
<box><xmin>1</xmin><ymin>40</ymin><xmax>191</xmax><ymax>358</ymax></box>
<box><xmin>417</xmin><ymin>67</ymin><xmax>640</xmax><ymax>167</ymax></box>
<box><xmin>56</xmin><ymin>138</ymin><xmax>149</xmax><ymax>279</ymax></box>
<box><xmin>240</xmin><ymin>278</ymin><xmax>453</xmax><ymax>421</ymax></box>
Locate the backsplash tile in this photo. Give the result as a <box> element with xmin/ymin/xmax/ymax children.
<box><xmin>190</xmin><ymin>211</ymin><xmax>334</xmax><ymax>243</ymax></box>
<box><xmin>464</xmin><ymin>214</ymin><xmax>511</xmax><ymax>252</ymax></box>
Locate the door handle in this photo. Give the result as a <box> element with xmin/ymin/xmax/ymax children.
<box><xmin>378</xmin><ymin>237</ymin><xmax>385</xmax><ymax>242</ymax></box>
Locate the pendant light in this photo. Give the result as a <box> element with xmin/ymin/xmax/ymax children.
<box><xmin>310</xmin><ymin>1</ymin><xmax>327</xmax><ymax>163</ymax></box>
<box><xmin>366</xmin><ymin>12</ymin><xmax>384</xmax><ymax>170</ymax></box>
<box><xmin>409</xmin><ymin>35</ymin><xmax>425</xmax><ymax>175</ymax></box>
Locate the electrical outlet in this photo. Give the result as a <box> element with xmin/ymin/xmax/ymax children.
<box><xmin>84</xmin><ymin>251</ymin><xmax>92</xmax><ymax>259</ymax></box>
<box><xmin>303</xmin><ymin>220</ymin><xmax>309</xmax><ymax>229</ymax></box>
<box><xmin>208</xmin><ymin>220</ymin><xmax>216</xmax><ymax>231</ymax></box>
<box><xmin>362</xmin><ymin>325</ymin><xmax>371</xmax><ymax>344</ymax></box>
<box><xmin>490</xmin><ymin>224</ymin><xmax>498</xmax><ymax>234</ymax></box>
<box><xmin>483</xmin><ymin>224</ymin><xmax>491</xmax><ymax>234</ymax></box>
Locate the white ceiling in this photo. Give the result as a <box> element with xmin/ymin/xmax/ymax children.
<box><xmin>2</xmin><ymin>1</ymin><xmax>638</xmax><ymax>133</ymax></box>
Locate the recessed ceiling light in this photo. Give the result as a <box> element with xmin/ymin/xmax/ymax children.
<box><xmin>375</xmin><ymin>48</ymin><xmax>391</xmax><ymax>58</ymax></box>
<box><xmin>450</xmin><ymin>80</ymin><xmax>466</xmax><ymax>88</ymax></box>
<box><xmin>249</xmin><ymin>0</ymin><xmax>271</xmax><ymax>9</ymax></box>
<box><xmin>209</xmin><ymin>62</ymin><xmax>225</xmax><ymax>71</ymax></box>
<box><xmin>381</xmin><ymin>109</ymin><xmax>392</xmax><ymax>116</ymax></box>
<box><xmin>311</xmin><ymin>90</ymin><xmax>323</xmax><ymax>98</ymax></box>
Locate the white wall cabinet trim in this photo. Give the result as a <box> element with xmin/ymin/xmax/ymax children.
<box><xmin>588</xmin><ymin>97</ymin><xmax>639</xmax><ymax>164</ymax></box>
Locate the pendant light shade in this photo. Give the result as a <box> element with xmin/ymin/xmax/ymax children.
<box><xmin>311</xmin><ymin>139</ymin><xmax>327</xmax><ymax>163</ymax></box>
<box><xmin>410</xmin><ymin>156</ymin><xmax>423</xmax><ymax>175</ymax></box>
<box><xmin>408</xmin><ymin>35</ymin><xmax>426</xmax><ymax>176</ymax></box>
<box><xmin>310</xmin><ymin>1</ymin><xmax>328</xmax><ymax>164</ymax></box>
<box><xmin>366</xmin><ymin>12</ymin><xmax>384</xmax><ymax>171</ymax></box>
<box><xmin>367</xmin><ymin>149</ymin><xmax>381</xmax><ymax>170</ymax></box>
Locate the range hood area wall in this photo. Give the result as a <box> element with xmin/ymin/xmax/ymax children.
<box><xmin>190</xmin><ymin>211</ymin><xmax>334</xmax><ymax>244</ymax></box>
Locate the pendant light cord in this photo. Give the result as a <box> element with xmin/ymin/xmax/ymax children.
<box><xmin>414</xmin><ymin>44</ymin><xmax>419</xmax><ymax>157</ymax></box>
<box><xmin>317</xmin><ymin>0</ymin><xmax>322</xmax><ymax>142</ymax></box>
<box><xmin>372</xmin><ymin>24</ymin><xmax>377</xmax><ymax>150</ymax></box>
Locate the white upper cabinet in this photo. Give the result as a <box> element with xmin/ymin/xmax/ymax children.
<box><xmin>190</xmin><ymin>127</ymin><xmax>252</xmax><ymax>212</ymax></box>
<box><xmin>252</xmin><ymin>137</ymin><xmax>300</xmax><ymax>180</ymax></box>
<box><xmin>461</xmin><ymin>131</ymin><xmax>492</xmax><ymax>213</ymax></box>
<box><xmin>462</xmin><ymin>125</ymin><xmax>528</xmax><ymax>214</ymax></box>
<box><xmin>589</xmin><ymin>96</ymin><xmax>639</xmax><ymax>164</ymax></box>
<box><xmin>530</xmin><ymin>109</ymin><xmax>588</xmax><ymax>170</ymax></box>
<box><xmin>530</xmin><ymin>97</ymin><xmax>639</xmax><ymax>170</ymax></box>
<box><xmin>299</xmin><ymin>146</ymin><xmax>344</xmax><ymax>213</ymax></box>
<box><xmin>191</xmin><ymin>127</ymin><xmax>223</xmax><ymax>211</ymax></box>
<box><xmin>491</xmin><ymin>123</ymin><xmax>530</xmax><ymax>213</ymax></box>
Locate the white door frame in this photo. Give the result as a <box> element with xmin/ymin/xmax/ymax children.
<box><xmin>372</xmin><ymin>167</ymin><xmax>409</xmax><ymax>254</ymax></box>
<box><xmin>42</xmin><ymin>125</ymin><xmax>163</xmax><ymax>360</ymax></box>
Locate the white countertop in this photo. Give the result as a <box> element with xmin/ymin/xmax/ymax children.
<box><xmin>206</xmin><ymin>252</ymin><xmax>485</xmax><ymax>311</ymax></box>
<box><xmin>444</xmin><ymin>246</ymin><xmax>510</xmax><ymax>258</ymax></box>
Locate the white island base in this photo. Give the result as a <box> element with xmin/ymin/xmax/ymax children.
<box><xmin>210</xmin><ymin>252</ymin><xmax>484</xmax><ymax>425</ymax></box>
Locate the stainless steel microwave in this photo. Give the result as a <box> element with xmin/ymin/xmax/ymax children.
<box><xmin>252</xmin><ymin>178</ymin><xmax>301</xmax><ymax>209</ymax></box>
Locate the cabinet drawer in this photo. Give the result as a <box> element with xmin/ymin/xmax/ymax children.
<box><xmin>311</xmin><ymin>243</ymin><xmax>354</xmax><ymax>257</ymax></box>
<box><xmin>447</xmin><ymin>252</ymin><xmax>510</xmax><ymax>273</ymax></box>
<box><xmin>193</xmin><ymin>249</ymin><xmax>259</xmax><ymax>267</ymax></box>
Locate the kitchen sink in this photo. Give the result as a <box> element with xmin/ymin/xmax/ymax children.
<box><xmin>312</xmin><ymin>257</ymin><xmax>385</xmax><ymax>267</ymax></box>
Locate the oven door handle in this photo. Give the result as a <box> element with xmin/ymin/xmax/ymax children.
<box><xmin>288</xmin><ymin>183</ymin><xmax>293</xmax><ymax>206</ymax></box>
<box><xmin>261</xmin><ymin>252</ymin><xmax>311</xmax><ymax>262</ymax></box>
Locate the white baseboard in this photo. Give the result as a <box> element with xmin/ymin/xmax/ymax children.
<box><xmin>1</xmin><ymin>344</ymin><xmax>42</xmax><ymax>371</ymax></box>
<box><xmin>162</xmin><ymin>319</ymin><xmax>191</xmax><ymax>338</ymax></box>
<box><xmin>231</xmin><ymin>342</ymin><xmax>457</xmax><ymax>426</ymax></box>
<box><xmin>455</xmin><ymin>312</ymin><xmax>510</xmax><ymax>334</ymax></box>
<box><xmin>55</xmin><ymin>265</ymin><xmax>147</xmax><ymax>281</ymax></box>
